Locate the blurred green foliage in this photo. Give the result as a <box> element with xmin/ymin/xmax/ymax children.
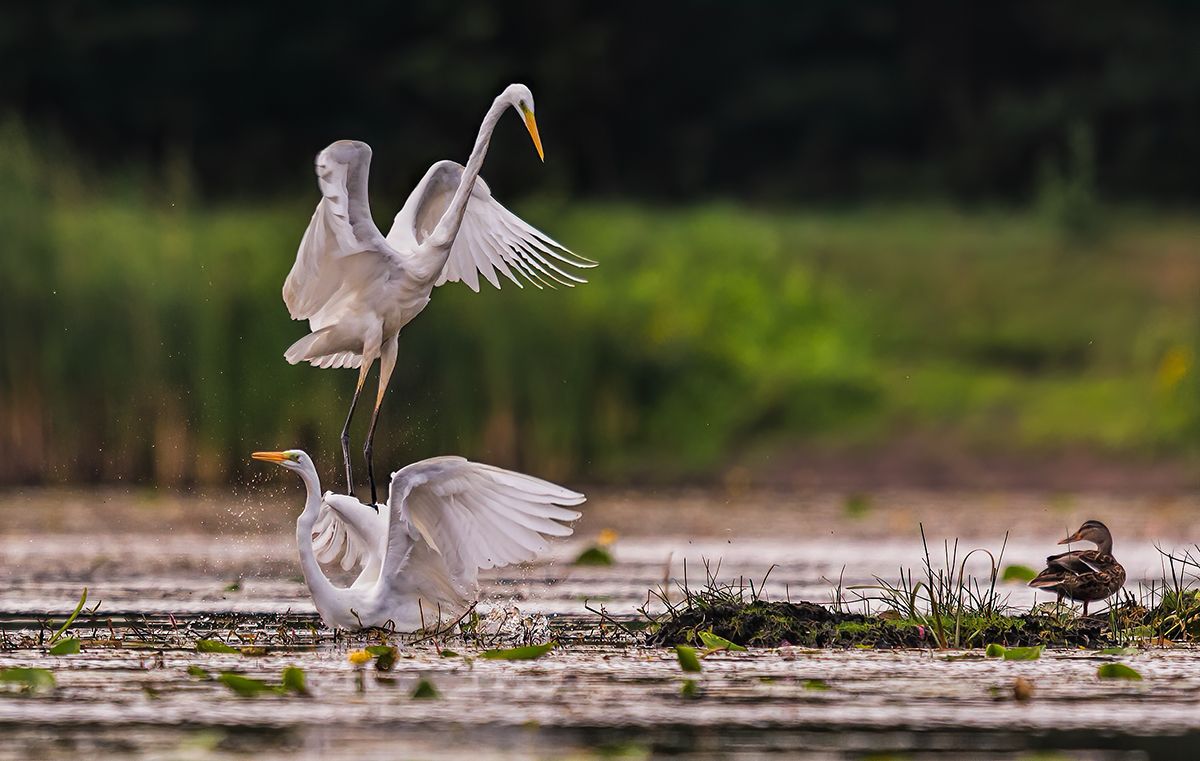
<box><xmin>0</xmin><ymin>123</ymin><xmax>1196</xmax><ymax>486</ymax></box>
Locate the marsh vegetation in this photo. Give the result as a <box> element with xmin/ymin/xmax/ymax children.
<box><xmin>2</xmin><ymin>124</ymin><xmax>1197</xmax><ymax>488</ymax></box>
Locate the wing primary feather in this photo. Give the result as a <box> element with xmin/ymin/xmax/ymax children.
<box><xmin>500</xmin><ymin>217</ymin><xmax>591</xmax><ymax>282</ymax></box>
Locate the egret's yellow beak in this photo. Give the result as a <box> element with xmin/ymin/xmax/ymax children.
<box><xmin>252</xmin><ymin>451</ymin><xmax>291</xmax><ymax>463</ymax></box>
<box><xmin>521</xmin><ymin>108</ymin><xmax>544</xmax><ymax>162</ymax></box>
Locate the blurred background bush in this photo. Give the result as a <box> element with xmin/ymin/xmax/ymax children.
<box><xmin>0</xmin><ymin>1</ymin><xmax>1196</xmax><ymax>487</ymax></box>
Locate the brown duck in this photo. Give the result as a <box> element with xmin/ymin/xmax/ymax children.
<box><xmin>1028</xmin><ymin>519</ymin><xmax>1125</xmax><ymax>615</ymax></box>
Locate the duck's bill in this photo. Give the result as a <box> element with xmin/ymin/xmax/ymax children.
<box><xmin>1058</xmin><ymin>531</ymin><xmax>1083</xmax><ymax>545</ymax></box>
<box><xmin>251</xmin><ymin>451</ymin><xmax>291</xmax><ymax>463</ymax></box>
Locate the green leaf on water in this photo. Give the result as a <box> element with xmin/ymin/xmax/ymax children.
<box><xmin>281</xmin><ymin>666</ymin><xmax>309</xmax><ymax>696</ymax></box>
<box><xmin>49</xmin><ymin>587</ymin><xmax>87</xmax><ymax>644</ymax></box>
<box><xmin>1002</xmin><ymin>646</ymin><xmax>1044</xmax><ymax>661</ymax></box>
<box><xmin>218</xmin><ymin>673</ymin><xmax>273</xmax><ymax>697</ymax></box>
<box><xmin>675</xmin><ymin>645</ymin><xmax>702</xmax><ymax>673</ymax></box>
<box><xmin>439</xmin><ymin>649</ymin><xmax>460</xmax><ymax>658</ymax></box>
<box><xmin>373</xmin><ymin>647</ymin><xmax>397</xmax><ymax>671</ymax></box>
<box><xmin>843</xmin><ymin>493</ymin><xmax>872</xmax><ymax>518</ymax></box>
<box><xmin>196</xmin><ymin>639</ymin><xmax>239</xmax><ymax>654</ymax></box>
<box><xmin>0</xmin><ymin>668</ymin><xmax>56</xmax><ymax>694</ymax></box>
<box><xmin>1099</xmin><ymin>647</ymin><xmax>1139</xmax><ymax>656</ymax></box>
<box><xmin>224</xmin><ymin>580</ymin><xmax>242</xmax><ymax>592</ymax></box>
<box><xmin>803</xmin><ymin>679</ymin><xmax>830</xmax><ymax>691</ymax></box>
<box><xmin>698</xmin><ymin>630</ymin><xmax>747</xmax><ymax>652</ymax></box>
<box><xmin>481</xmin><ymin>642</ymin><xmax>555</xmax><ymax>661</ymax></box>
<box><xmin>985</xmin><ymin>643</ymin><xmax>1007</xmax><ymax>658</ymax></box>
<box><xmin>239</xmin><ymin>646</ymin><xmax>267</xmax><ymax>657</ymax></box>
<box><xmin>186</xmin><ymin>665</ymin><xmax>212</xmax><ymax>680</ymax></box>
<box><xmin>680</xmin><ymin>679</ymin><xmax>700</xmax><ymax>698</ymax></box>
<box><xmin>411</xmin><ymin>678</ymin><xmax>439</xmax><ymax>699</ymax></box>
<box><xmin>48</xmin><ymin>637</ymin><xmax>81</xmax><ymax>655</ymax></box>
<box><xmin>573</xmin><ymin>546</ymin><xmax>614</xmax><ymax>566</ymax></box>
<box><xmin>1097</xmin><ymin>663</ymin><xmax>1142</xmax><ymax>680</ymax></box>
<box><xmin>1001</xmin><ymin>564</ymin><xmax>1038</xmax><ymax>583</ymax></box>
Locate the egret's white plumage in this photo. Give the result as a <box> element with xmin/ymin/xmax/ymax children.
<box><xmin>253</xmin><ymin>449</ymin><xmax>584</xmax><ymax>631</ymax></box>
<box><xmin>281</xmin><ymin>84</ymin><xmax>595</xmax><ymax>505</ymax></box>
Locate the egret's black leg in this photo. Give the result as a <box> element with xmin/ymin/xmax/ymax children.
<box><xmin>365</xmin><ymin>405</ymin><xmax>382</xmax><ymax>507</ymax></box>
<box><xmin>340</xmin><ymin>365</ymin><xmax>370</xmax><ymax>496</ymax></box>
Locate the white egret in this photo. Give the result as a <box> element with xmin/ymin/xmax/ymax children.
<box><xmin>251</xmin><ymin>449</ymin><xmax>584</xmax><ymax>631</ymax></box>
<box><xmin>282</xmin><ymin>84</ymin><xmax>594</xmax><ymax>505</ymax></box>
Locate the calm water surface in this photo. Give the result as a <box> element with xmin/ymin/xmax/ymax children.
<box><xmin>2</xmin><ymin>487</ymin><xmax>1199</xmax><ymax>759</ymax></box>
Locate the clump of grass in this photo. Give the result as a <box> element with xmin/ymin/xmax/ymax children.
<box><xmin>642</xmin><ymin>531</ymin><xmax>1128</xmax><ymax>650</ymax></box>
<box><xmin>644</xmin><ymin>561</ymin><xmax>870</xmax><ymax>648</ymax></box>
<box><xmin>846</xmin><ymin>525</ymin><xmax>1012</xmax><ymax>648</ymax></box>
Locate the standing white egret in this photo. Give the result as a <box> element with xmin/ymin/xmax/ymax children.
<box><xmin>282</xmin><ymin>84</ymin><xmax>594</xmax><ymax>505</ymax></box>
<box><xmin>251</xmin><ymin>449</ymin><xmax>584</xmax><ymax>631</ymax></box>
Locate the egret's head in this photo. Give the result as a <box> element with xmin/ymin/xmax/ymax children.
<box><xmin>251</xmin><ymin>449</ymin><xmax>311</xmax><ymax>473</ymax></box>
<box><xmin>1059</xmin><ymin>519</ymin><xmax>1112</xmax><ymax>547</ymax></box>
<box><xmin>501</xmin><ymin>83</ymin><xmax>543</xmax><ymax>162</ymax></box>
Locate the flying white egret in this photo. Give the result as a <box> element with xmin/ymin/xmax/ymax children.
<box><xmin>282</xmin><ymin>84</ymin><xmax>594</xmax><ymax>505</ymax></box>
<box><xmin>251</xmin><ymin>449</ymin><xmax>584</xmax><ymax>631</ymax></box>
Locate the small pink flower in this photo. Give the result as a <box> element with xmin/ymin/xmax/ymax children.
<box><xmin>917</xmin><ymin>625</ymin><xmax>925</xmax><ymax>639</ymax></box>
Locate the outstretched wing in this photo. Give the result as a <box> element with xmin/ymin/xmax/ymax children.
<box><xmin>380</xmin><ymin>456</ymin><xmax>585</xmax><ymax>603</ymax></box>
<box><xmin>283</xmin><ymin>140</ymin><xmax>403</xmax><ymax>326</ymax></box>
<box><xmin>311</xmin><ymin>492</ymin><xmax>385</xmax><ymax>573</ymax></box>
<box><xmin>385</xmin><ymin>160</ymin><xmax>595</xmax><ymax>293</ymax></box>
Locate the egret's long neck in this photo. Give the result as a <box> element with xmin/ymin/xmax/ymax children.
<box><xmin>292</xmin><ymin>466</ymin><xmax>341</xmax><ymax>611</ymax></box>
<box><xmin>427</xmin><ymin>96</ymin><xmax>509</xmax><ymax>250</ymax></box>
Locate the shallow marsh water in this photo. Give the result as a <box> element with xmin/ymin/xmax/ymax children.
<box><xmin>2</xmin><ymin>486</ymin><xmax>1200</xmax><ymax>759</ymax></box>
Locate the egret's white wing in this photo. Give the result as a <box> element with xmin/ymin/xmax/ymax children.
<box><xmin>283</xmin><ymin>141</ymin><xmax>403</xmax><ymax>325</ymax></box>
<box><xmin>311</xmin><ymin>492</ymin><xmax>385</xmax><ymax>572</ymax></box>
<box><xmin>380</xmin><ymin>456</ymin><xmax>585</xmax><ymax>603</ymax></box>
<box><xmin>385</xmin><ymin>160</ymin><xmax>595</xmax><ymax>293</ymax></box>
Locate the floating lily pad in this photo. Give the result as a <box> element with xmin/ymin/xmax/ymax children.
<box><xmin>186</xmin><ymin>665</ymin><xmax>212</xmax><ymax>680</ymax></box>
<box><xmin>803</xmin><ymin>679</ymin><xmax>830</xmax><ymax>691</ymax></box>
<box><xmin>675</xmin><ymin>645</ymin><xmax>702</xmax><ymax>673</ymax></box>
<box><xmin>411</xmin><ymin>678</ymin><xmax>439</xmax><ymax>699</ymax></box>
<box><xmin>49</xmin><ymin>638</ymin><xmax>81</xmax><ymax>655</ymax></box>
<box><xmin>439</xmin><ymin>649</ymin><xmax>460</xmax><ymax>658</ymax></box>
<box><xmin>218</xmin><ymin>673</ymin><xmax>273</xmax><ymax>697</ymax></box>
<box><xmin>1001</xmin><ymin>565</ymin><xmax>1038</xmax><ymax>583</ymax></box>
<box><xmin>985</xmin><ymin>643</ymin><xmax>1007</xmax><ymax>658</ymax></box>
<box><xmin>698</xmin><ymin>630</ymin><xmax>747</xmax><ymax>652</ymax></box>
<box><xmin>281</xmin><ymin>666</ymin><xmax>309</xmax><ymax>696</ymax></box>
<box><xmin>1097</xmin><ymin>663</ymin><xmax>1142</xmax><ymax>680</ymax></box>
<box><xmin>843</xmin><ymin>493</ymin><xmax>872</xmax><ymax>518</ymax></box>
<box><xmin>1098</xmin><ymin>646</ymin><xmax>1139</xmax><ymax>656</ymax></box>
<box><xmin>680</xmin><ymin>679</ymin><xmax>700</xmax><ymax>698</ymax></box>
<box><xmin>481</xmin><ymin>643</ymin><xmax>555</xmax><ymax>660</ymax></box>
<box><xmin>574</xmin><ymin>546</ymin><xmax>614</xmax><ymax>566</ymax></box>
<box><xmin>0</xmin><ymin>668</ymin><xmax>56</xmax><ymax>694</ymax></box>
<box><xmin>1002</xmin><ymin>646</ymin><xmax>1044</xmax><ymax>661</ymax></box>
<box><xmin>196</xmin><ymin>639</ymin><xmax>239</xmax><ymax>654</ymax></box>
<box><xmin>366</xmin><ymin>645</ymin><xmax>397</xmax><ymax>671</ymax></box>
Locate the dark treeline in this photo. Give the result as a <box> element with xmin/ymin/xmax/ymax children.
<box><xmin>3</xmin><ymin>1</ymin><xmax>1199</xmax><ymax>203</ymax></box>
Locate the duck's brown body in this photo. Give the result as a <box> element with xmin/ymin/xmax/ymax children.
<box><xmin>1028</xmin><ymin>520</ymin><xmax>1124</xmax><ymax>615</ymax></box>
